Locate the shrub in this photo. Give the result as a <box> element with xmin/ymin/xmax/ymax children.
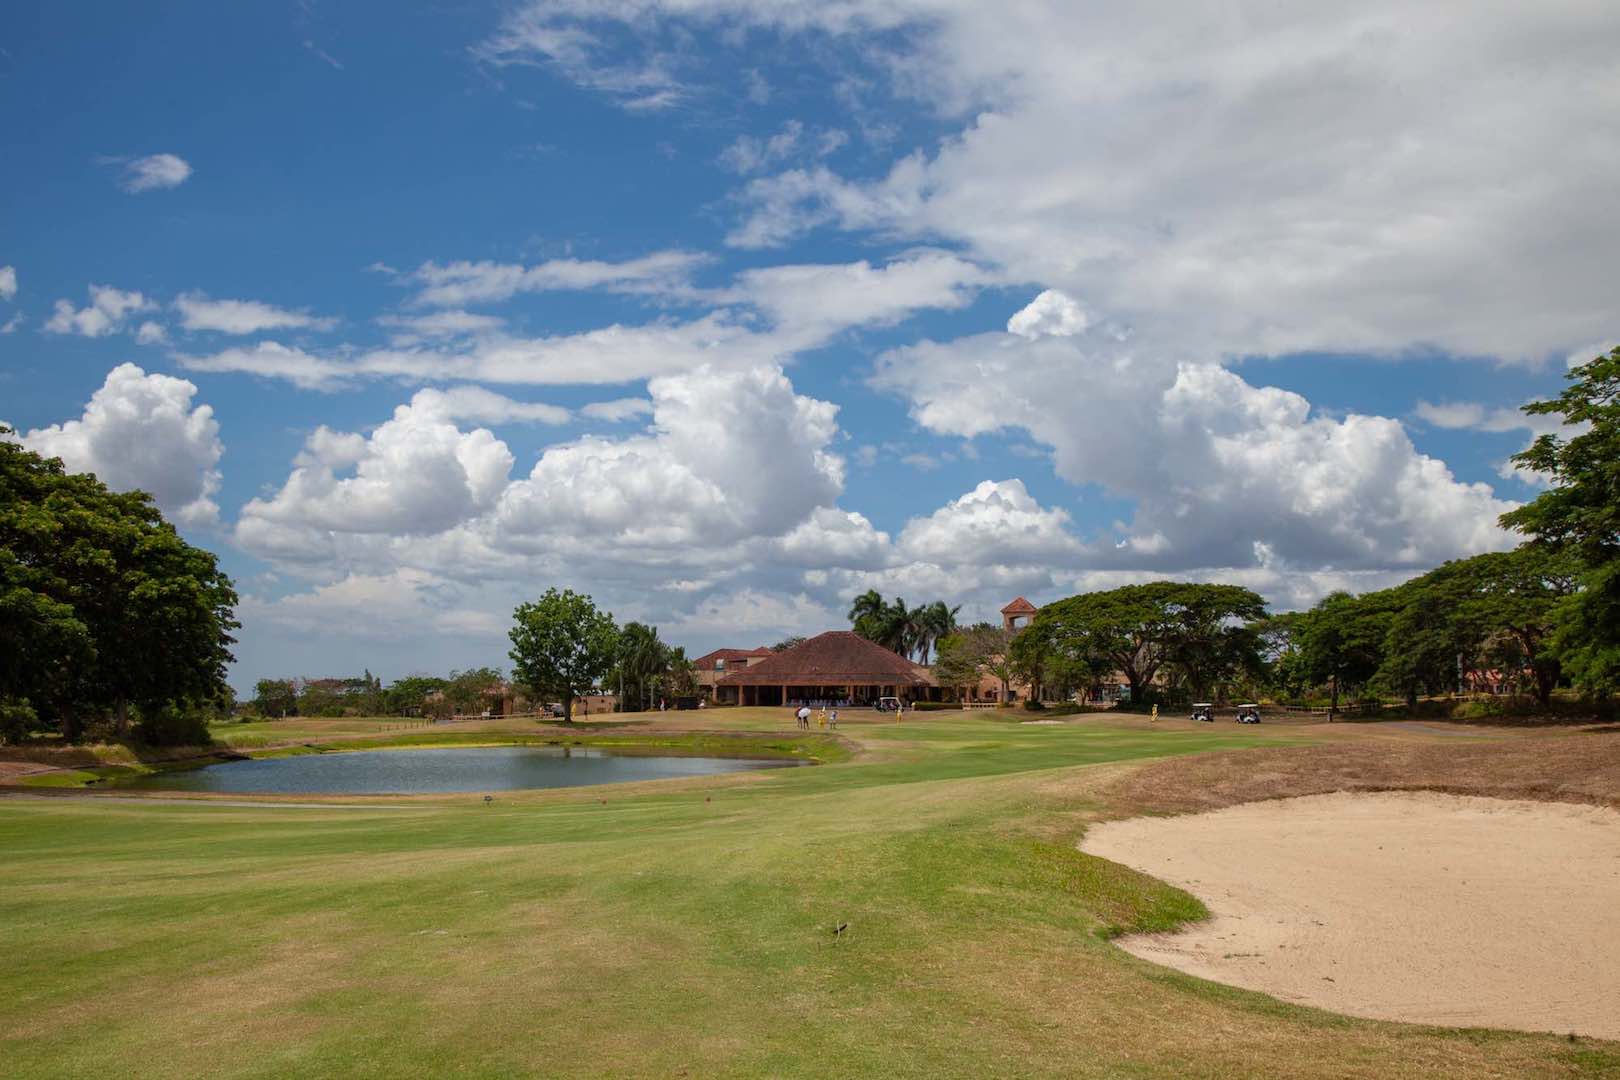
<box><xmin>911</xmin><ymin>701</ymin><xmax>960</xmax><ymax>712</ymax></box>
<box><xmin>1022</xmin><ymin>699</ymin><xmax>1046</xmax><ymax>711</ymax></box>
<box><xmin>132</xmin><ymin>702</ymin><xmax>215</xmax><ymax>747</ymax></box>
<box><xmin>0</xmin><ymin>697</ymin><xmax>38</xmax><ymax>744</ymax></box>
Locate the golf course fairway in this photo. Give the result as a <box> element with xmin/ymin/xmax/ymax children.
<box><xmin>2</xmin><ymin>711</ymin><xmax>1614</xmax><ymax>1079</ymax></box>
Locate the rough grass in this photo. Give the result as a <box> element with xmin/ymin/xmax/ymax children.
<box><xmin>1107</xmin><ymin>728</ymin><xmax>1620</xmax><ymax>816</ymax></box>
<box><xmin>1</xmin><ymin>713</ymin><xmax>1615</xmax><ymax>1078</ymax></box>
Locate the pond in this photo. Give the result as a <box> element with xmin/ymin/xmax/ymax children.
<box><xmin>117</xmin><ymin>745</ymin><xmax>806</xmax><ymax>795</ymax></box>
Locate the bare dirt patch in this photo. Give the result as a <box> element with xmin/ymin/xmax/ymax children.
<box><xmin>1084</xmin><ymin>790</ymin><xmax>1620</xmax><ymax>1039</ymax></box>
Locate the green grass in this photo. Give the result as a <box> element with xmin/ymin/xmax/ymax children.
<box><xmin>0</xmin><ymin>715</ymin><xmax>1595</xmax><ymax>1077</ymax></box>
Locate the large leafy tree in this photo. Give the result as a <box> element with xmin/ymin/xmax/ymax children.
<box><xmin>253</xmin><ymin>678</ymin><xmax>298</xmax><ymax>717</ymax></box>
<box><xmin>442</xmin><ymin>667</ymin><xmax>505</xmax><ymax>716</ymax></box>
<box><xmin>1</xmin><ymin>434</ymin><xmax>238</xmax><ymax>743</ymax></box>
<box><xmin>1458</xmin><ymin>547</ymin><xmax>1581</xmax><ymax>704</ymax></box>
<box><xmin>1500</xmin><ymin>346</ymin><xmax>1620</xmax><ymax>694</ymax></box>
<box><xmin>1296</xmin><ymin>589</ymin><xmax>1400</xmax><ymax>710</ymax></box>
<box><xmin>1370</xmin><ymin>547</ymin><xmax>1581</xmax><ymax>707</ymax></box>
<box><xmin>509</xmin><ymin>589</ymin><xmax>619</xmax><ymax>722</ymax></box>
<box><xmin>1372</xmin><ymin>577</ymin><xmax>1470</xmax><ymax>708</ymax></box>
<box><xmin>1159</xmin><ymin>585</ymin><xmax>1267</xmax><ymax>701</ymax></box>
<box><xmin>1033</xmin><ymin>582</ymin><xmax>1266</xmax><ymax>703</ymax></box>
<box><xmin>934</xmin><ymin>624</ymin><xmax>1014</xmax><ymax>700</ymax></box>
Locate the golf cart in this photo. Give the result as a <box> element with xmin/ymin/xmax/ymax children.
<box><xmin>1236</xmin><ymin>704</ymin><xmax>1262</xmax><ymax>724</ymax></box>
<box><xmin>876</xmin><ymin>696</ymin><xmax>903</xmax><ymax>712</ymax></box>
<box><xmin>1191</xmin><ymin>703</ymin><xmax>1216</xmax><ymax>723</ymax></box>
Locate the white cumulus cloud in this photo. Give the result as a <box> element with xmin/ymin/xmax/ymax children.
<box><xmin>13</xmin><ymin>363</ymin><xmax>223</xmax><ymax>526</ymax></box>
<box><xmin>874</xmin><ymin>324</ymin><xmax>1517</xmax><ymax>575</ymax></box>
<box><xmin>1007</xmin><ymin>289</ymin><xmax>1089</xmax><ymax>339</ymax></box>
<box><xmin>44</xmin><ymin>285</ymin><xmax>155</xmax><ymax>338</ymax></box>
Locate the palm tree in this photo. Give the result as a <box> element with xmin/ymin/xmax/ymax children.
<box><xmin>848</xmin><ymin>589</ymin><xmax>886</xmax><ymax>637</ymax></box>
<box><xmin>883</xmin><ymin>597</ymin><xmax>917</xmax><ymax>657</ymax></box>
<box><xmin>618</xmin><ymin>622</ymin><xmax>667</xmax><ymax>712</ymax></box>
<box><xmin>915</xmin><ymin>601</ymin><xmax>962</xmax><ymax>665</ymax></box>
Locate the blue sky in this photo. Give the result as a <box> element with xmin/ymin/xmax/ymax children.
<box><xmin>3</xmin><ymin>1</ymin><xmax>1614</xmax><ymax>691</ymax></box>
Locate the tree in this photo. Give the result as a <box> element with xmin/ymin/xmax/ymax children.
<box><xmin>1159</xmin><ymin>585</ymin><xmax>1267</xmax><ymax>701</ymax></box>
<box><xmin>934</xmin><ymin>630</ymin><xmax>986</xmax><ymax>699</ymax></box>
<box><xmin>616</xmin><ymin>622</ymin><xmax>669</xmax><ymax>711</ymax></box>
<box><xmin>254</xmin><ymin>678</ymin><xmax>297</xmax><ymax>717</ymax></box>
<box><xmin>770</xmin><ymin>636</ymin><xmax>806</xmax><ymax>653</ymax></box>
<box><xmin>509</xmin><ymin>589</ymin><xmax>619</xmax><ymax>722</ymax></box>
<box><xmin>1500</xmin><ymin>346</ymin><xmax>1620</xmax><ymax>694</ymax></box>
<box><xmin>1256</xmin><ymin>613</ymin><xmax>1308</xmax><ymax>700</ymax></box>
<box><xmin>848</xmin><ymin>590</ymin><xmax>887</xmax><ymax>642</ymax></box>
<box><xmin>1033</xmin><ymin>582</ymin><xmax>1266</xmax><ymax>704</ymax></box>
<box><xmin>933</xmin><ymin>623</ymin><xmax>1015</xmax><ymax>701</ymax></box>
<box><xmin>977</xmin><ymin>625</ymin><xmax>1017</xmax><ymax>701</ymax></box>
<box><xmin>383</xmin><ymin>674</ymin><xmax>448</xmax><ymax>716</ymax></box>
<box><xmin>913</xmin><ymin>600</ymin><xmax>961</xmax><ymax>665</ymax></box>
<box><xmin>658</xmin><ymin>647</ymin><xmax>698</xmax><ymax>700</ymax></box>
<box><xmin>1372</xmin><ymin>577</ymin><xmax>1470</xmax><ymax>708</ymax></box>
<box><xmin>1459</xmin><ymin>547</ymin><xmax>1581</xmax><ymax>705</ymax></box>
<box><xmin>849</xmin><ymin>591</ymin><xmax>958</xmax><ymax>661</ymax></box>
<box><xmin>443</xmin><ymin>667</ymin><xmax>505</xmax><ymax>716</ymax></box>
<box><xmin>1296</xmin><ymin>590</ymin><xmax>1398</xmax><ymax>710</ymax></box>
<box><xmin>0</xmin><ymin>433</ymin><xmax>238</xmax><ymax>743</ymax></box>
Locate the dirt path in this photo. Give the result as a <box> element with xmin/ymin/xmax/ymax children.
<box><xmin>1083</xmin><ymin>791</ymin><xmax>1620</xmax><ymax>1039</ymax></box>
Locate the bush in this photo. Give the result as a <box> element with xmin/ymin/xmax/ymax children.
<box><xmin>1022</xmin><ymin>699</ymin><xmax>1045</xmax><ymax>711</ymax></box>
<box><xmin>911</xmin><ymin>701</ymin><xmax>960</xmax><ymax>712</ymax></box>
<box><xmin>132</xmin><ymin>702</ymin><xmax>215</xmax><ymax>746</ymax></box>
<box><xmin>0</xmin><ymin>697</ymin><xmax>38</xmax><ymax>744</ymax></box>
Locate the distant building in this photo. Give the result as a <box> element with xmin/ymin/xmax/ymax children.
<box><xmin>714</xmin><ymin>632</ymin><xmax>932</xmax><ymax>706</ymax></box>
<box><xmin>692</xmin><ymin>647</ymin><xmax>773</xmax><ymax>701</ymax></box>
<box><xmin>1001</xmin><ymin>596</ymin><xmax>1038</xmax><ymax>631</ymax></box>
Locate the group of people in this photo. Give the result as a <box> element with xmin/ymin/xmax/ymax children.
<box><xmin>794</xmin><ymin>705</ymin><xmax>838</xmax><ymax>730</ymax></box>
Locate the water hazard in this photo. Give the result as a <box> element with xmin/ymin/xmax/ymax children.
<box><xmin>118</xmin><ymin>745</ymin><xmax>805</xmax><ymax>795</ymax></box>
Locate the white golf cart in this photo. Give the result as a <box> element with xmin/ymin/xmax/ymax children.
<box><xmin>1236</xmin><ymin>703</ymin><xmax>1262</xmax><ymax>724</ymax></box>
<box><xmin>1191</xmin><ymin>703</ymin><xmax>1216</xmax><ymax>723</ymax></box>
<box><xmin>876</xmin><ymin>696</ymin><xmax>903</xmax><ymax>712</ymax></box>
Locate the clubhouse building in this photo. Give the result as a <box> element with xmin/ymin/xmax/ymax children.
<box><xmin>712</xmin><ymin>630</ymin><xmax>933</xmax><ymax>706</ymax></box>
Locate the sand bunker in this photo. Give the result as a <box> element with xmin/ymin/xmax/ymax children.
<box><xmin>1083</xmin><ymin>791</ymin><xmax>1620</xmax><ymax>1038</ymax></box>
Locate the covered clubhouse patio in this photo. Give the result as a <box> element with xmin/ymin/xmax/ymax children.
<box><xmin>714</xmin><ymin>631</ymin><xmax>933</xmax><ymax>706</ymax></box>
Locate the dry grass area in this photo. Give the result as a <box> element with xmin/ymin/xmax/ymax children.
<box><xmin>1106</xmin><ymin>727</ymin><xmax>1620</xmax><ymax>817</ymax></box>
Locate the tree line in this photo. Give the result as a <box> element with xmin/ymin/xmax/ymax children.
<box><xmin>250</xmin><ymin>668</ymin><xmax>506</xmax><ymax>719</ymax></box>
<box><xmin>2</xmin><ymin>433</ymin><xmax>238</xmax><ymax>745</ymax></box>
<box><xmin>253</xmin><ymin>609</ymin><xmax>702</xmax><ymax>721</ymax></box>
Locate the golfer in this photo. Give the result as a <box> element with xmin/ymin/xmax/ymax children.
<box><xmin>797</xmin><ymin>705</ymin><xmax>811</xmax><ymax>730</ymax></box>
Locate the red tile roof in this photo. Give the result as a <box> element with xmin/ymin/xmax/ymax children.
<box><xmin>692</xmin><ymin>647</ymin><xmax>773</xmax><ymax>671</ymax></box>
<box><xmin>715</xmin><ymin>631</ymin><xmax>931</xmax><ymax>686</ymax></box>
<box><xmin>1000</xmin><ymin>596</ymin><xmax>1038</xmax><ymax>615</ymax></box>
